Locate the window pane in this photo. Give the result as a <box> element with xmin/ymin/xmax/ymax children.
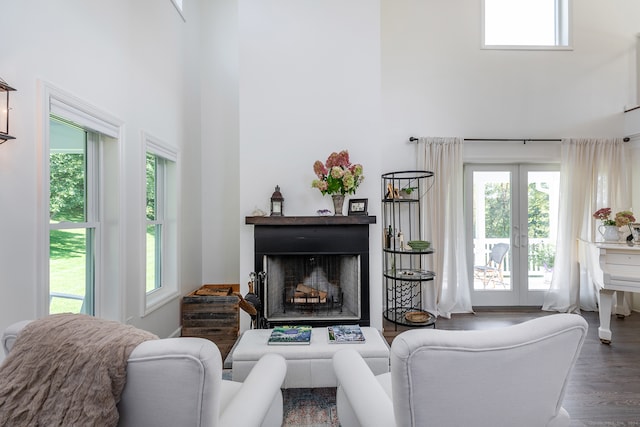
<box><xmin>50</xmin><ymin>118</ymin><xmax>87</xmax><ymax>223</ymax></box>
<box><xmin>146</xmin><ymin>153</ymin><xmax>157</xmax><ymax>221</ymax></box>
<box><xmin>485</xmin><ymin>0</ymin><xmax>558</xmax><ymax>46</ymax></box>
<box><xmin>527</xmin><ymin>171</ymin><xmax>559</xmax><ymax>291</ymax></box>
<box><xmin>146</xmin><ymin>224</ymin><xmax>162</xmax><ymax>292</ymax></box>
<box><xmin>472</xmin><ymin>171</ymin><xmax>512</xmax><ymax>291</ymax></box>
<box><xmin>144</xmin><ymin>137</ymin><xmax>177</xmax><ymax>309</ymax></box>
<box><xmin>49</xmin><ymin>228</ymin><xmax>92</xmax><ymax>314</ymax></box>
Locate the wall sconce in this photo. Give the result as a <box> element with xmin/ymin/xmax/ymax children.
<box><xmin>0</xmin><ymin>78</ymin><xmax>16</xmax><ymax>143</ymax></box>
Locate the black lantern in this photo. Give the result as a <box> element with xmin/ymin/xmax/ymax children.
<box><xmin>270</xmin><ymin>185</ymin><xmax>284</xmax><ymax>216</ymax></box>
<box><xmin>0</xmin><ymin>78</ymin><xmax>16</xmax><ymax>143</ymax></box>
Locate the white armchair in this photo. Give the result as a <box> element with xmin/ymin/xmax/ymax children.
<box><xmin>333</xmin><ymin>313</ymin><xmax>588</xmax><ymax>427</ymax></box>
<box><xmin>2</xmin><ymin>320</ymin><xmax>286</xmax><ymax>427</ymax></box>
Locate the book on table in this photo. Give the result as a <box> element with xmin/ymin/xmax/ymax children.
<box><xmin>267</xmin><ymin>325</ymin><xmax>312</xmax><ymax>345</ymax></box>
<box><xmin>328</xmin><ymin>325</ymin><xmax>366</xmax><ymax>343</ymax></box>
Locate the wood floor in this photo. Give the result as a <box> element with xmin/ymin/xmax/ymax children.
<box><xmin>383</xmin><ymin>310</ymin><xmax>640</xmax><ymax>426</ymax></box>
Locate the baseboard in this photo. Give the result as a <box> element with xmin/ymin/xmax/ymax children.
<box><xmin>472</xmin><ymin>306</ymin><xmax>543</xmax><ymax>312</ymax></box>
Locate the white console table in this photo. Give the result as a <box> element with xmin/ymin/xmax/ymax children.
<box><xmin>579</xmin><ymin>240</ymin><xmax>640</xmax><ymax>344</ymax></box>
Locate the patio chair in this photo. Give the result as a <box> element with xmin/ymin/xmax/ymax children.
<box><xmin>474</xmin><ymin>243</ymin><xmax>509</xmax><ymax>288</ymax></box>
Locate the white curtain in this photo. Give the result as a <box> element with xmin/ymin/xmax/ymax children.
<box><xmin>542</xmin><ymin>138</ymin><xmax>631</xmax><ymax>313</ymax></box>
<box><xmin>416</xmin><ymin>137</ymin><xmax>473</xmax><ymax>318</ymax></box>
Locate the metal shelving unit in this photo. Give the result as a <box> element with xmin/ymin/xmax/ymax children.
<box><xmin>381</xmin><ymin>170</ymin><xmax>436</xmax><ymax>329</ymax></box>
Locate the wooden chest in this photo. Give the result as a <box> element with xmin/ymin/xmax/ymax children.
<box><xmin>181</xmin><ymin>284</ymin><xmax>240</xmax><ymax>360</ymax></box>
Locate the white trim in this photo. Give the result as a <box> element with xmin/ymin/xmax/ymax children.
<box><xmin>38</xmin><ymin>80</ymin><xmax>125</xmax><ymax>322</ymax></box>
<box><xmin>145</xmin><ymin>132</ymin><xmax>178</xmax><ymax>162</ymax></box>
<box><xmin>481</xmin><ymin>45</ymin><xmax>573</xmax><ymax>52</ymax></box>
<box><xmin>141</xmin><ymin>131</ymin><xmax>181</xmax><ymax>317</ymax></box>
<box><xmin>50</xmin><ymin>98</ymin><xmax>120</xmax><ymax>138</ymax></box>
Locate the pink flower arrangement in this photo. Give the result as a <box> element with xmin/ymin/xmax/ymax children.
<box><xmin>593</xmin><ymin>208</ymin><xmax>614</xmax><ymax>225</ymax></box>
<box><xmin>311</xmin><ymin>150</ymin><xmax>364</xmax><ymax>196</ymax></box>
<box><xmin>593</xmin><ymin>208</ymin><xmax>636</xmax><ymax>227</ymax></box>
<box><xmin>615</xmin><ymin>210</ymin><xmax>636</xmax><ymax>227</ymax></box>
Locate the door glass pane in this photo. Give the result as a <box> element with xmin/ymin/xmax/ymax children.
<box><xmin>472</xmin><ymin>171</ymin><xmax>512</xmax><ymax>290</ymax></box>
<box><xmin>527</xmin><ymin>171</ymin><xmax>559</xmax><ymax>290</ymax></box>
<box><xmin>49</xmin><ymin>228</ymin><xmax>88</xmax><ymax>314</ymax></box>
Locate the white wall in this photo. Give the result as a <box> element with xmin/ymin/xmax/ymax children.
<box><xmin>378</xmin><ymin>0</ymin><xmax>639</xmax><ymax>311</ymax></box>
<box><xmin>0</xmin><ymin>0</ymin><xmax>204</xmax><ymax>343</ymax></box>
<box><xmin>2</xmin><ymin>0</ymin><xmax>639</xmax><ymax>353</ymax></box>
<box><xmin>237</xmin><ymin>0</ymin><xmax>383</xmax><ymax>329</ymax></box>
<box><xmin>200</xmin><ymin>0</ymin><xmax>241</xmax><ymax>286</ymax></box>
<box><xmin>380</xmin><ymin>0</ymin><xmax>640</xmax><ymax>163</ymax></box>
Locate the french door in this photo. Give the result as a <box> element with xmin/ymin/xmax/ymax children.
<box><xmin>465</xmin><ymin>164</ymin><xmax>559</xmax><ymax>306</ymax></box>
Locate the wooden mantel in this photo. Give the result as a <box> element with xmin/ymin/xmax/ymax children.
<box><xmin>245</xmin><ymin>216</ymin><xmax>376</xmax><ymax>226</ymax></box>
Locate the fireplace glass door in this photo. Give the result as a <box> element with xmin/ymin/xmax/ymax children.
<box><xmin>264</xmin><ymin>254</ymin><xmax>361</xmax><ymax>323</ymax></box>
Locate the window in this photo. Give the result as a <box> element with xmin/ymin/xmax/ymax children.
<box><xmin>49</xmin><ymin>117</ymin><xmax>98</xmax><ymax>315</ymax></box>
<box><xmin>144</xmin><ymin>134</ymin><xmax>179</xmax><ymax>313</ymax></box>
<box><xmin>44</xmin><ymin>83</ymin><xmax>123</xmax><ymax>320</ymax></box>
<box><xmin>146</xmin><ymin>153</ymin><xmax>164</xmax><ymax>293</ymax></box>
<box><xmin>482</xmin><ymin>0</ymin><xmax>571</xmax><ymax>49</ymax></box>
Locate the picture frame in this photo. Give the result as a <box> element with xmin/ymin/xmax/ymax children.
<box><xmin>348</xmin><ymin>198</ymin><xmax>368</xmax><ymax>216</ymax></box>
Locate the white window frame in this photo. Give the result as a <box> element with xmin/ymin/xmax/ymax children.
<box><xmin>39</xmin><ymin>81</ymin><xmax>124</xmax><ymax>322</ymax></box>
<box><xmin>142</xmin><ymin>132</ymin><xmax>180</xmax><ymax>315</ymax></box>
<box><xmin>481</xmin><ymin>0</ymin><xmax>572</xmax><ymax>51</ymax></box>
<box><xmin>48</xmin><ymin>120</ymin><xmax>99</xmax><ymax>315</ymax></box>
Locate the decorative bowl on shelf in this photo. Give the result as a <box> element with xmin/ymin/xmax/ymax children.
<box><xmin>407</xmin><ymin>240</ymin><xmax>431</xmax><ymax>251</ymax></box>
<box><xmin>405</xmin><ymin>311</ymin><xmax>430</xmax><ymax>323</ymax></box>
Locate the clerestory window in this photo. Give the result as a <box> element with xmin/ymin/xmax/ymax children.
<box><xmin>482</xmin><ymin>0</ymin><xmax>571</xmax><ymax>50</ymax></box>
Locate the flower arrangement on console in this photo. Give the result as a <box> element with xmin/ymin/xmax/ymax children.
<box><xmin>593</xmin><ymin>208</ymin><xmax>636</xmax><ymax>228</ymax></box>
<box><xmin>615</xmin><ymin>210</ymin><xmax>636</xmax><ymax>228</ymax></box>
<box><xmin>311</xmin><ymin>150</ymin><xmax>364</xmax><ymax>196</ymax></box>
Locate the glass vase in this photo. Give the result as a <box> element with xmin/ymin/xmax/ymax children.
<box><xmin>332</xmin><ymin>194</ymin><xmax>345</xmax><ymax>216</ymax></box>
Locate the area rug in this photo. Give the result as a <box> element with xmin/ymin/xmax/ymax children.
<box><xmin>282</xmin><ymin>387</ymin><xmax>339</xmax><ymax>427</ymax></box>
<box><xmin>222</xmin><ymin>370</ymin><xmax>339</xmax><ymax>427</ymax></box>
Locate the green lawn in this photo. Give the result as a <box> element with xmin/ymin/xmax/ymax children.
<box><xmin>49</xmin><ymin>229</ymin><xmax>88</xmax><ymax>314</ymax></box>
<box><xmin>49</xmin><ymin>228</ymin><xmax>156</xmax><ymax>314</ymax></box>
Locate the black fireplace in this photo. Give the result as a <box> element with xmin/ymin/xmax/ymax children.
<box><xmin>246</xmin><ymin>216</ymin><xmax>376</xmax><ymax>328</ymax></box>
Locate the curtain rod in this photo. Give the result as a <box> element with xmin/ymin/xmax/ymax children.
<box><xmin>408</xmin><ymin>137</ymin><xmax>630</xmax><ymax>144</ymax></box>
